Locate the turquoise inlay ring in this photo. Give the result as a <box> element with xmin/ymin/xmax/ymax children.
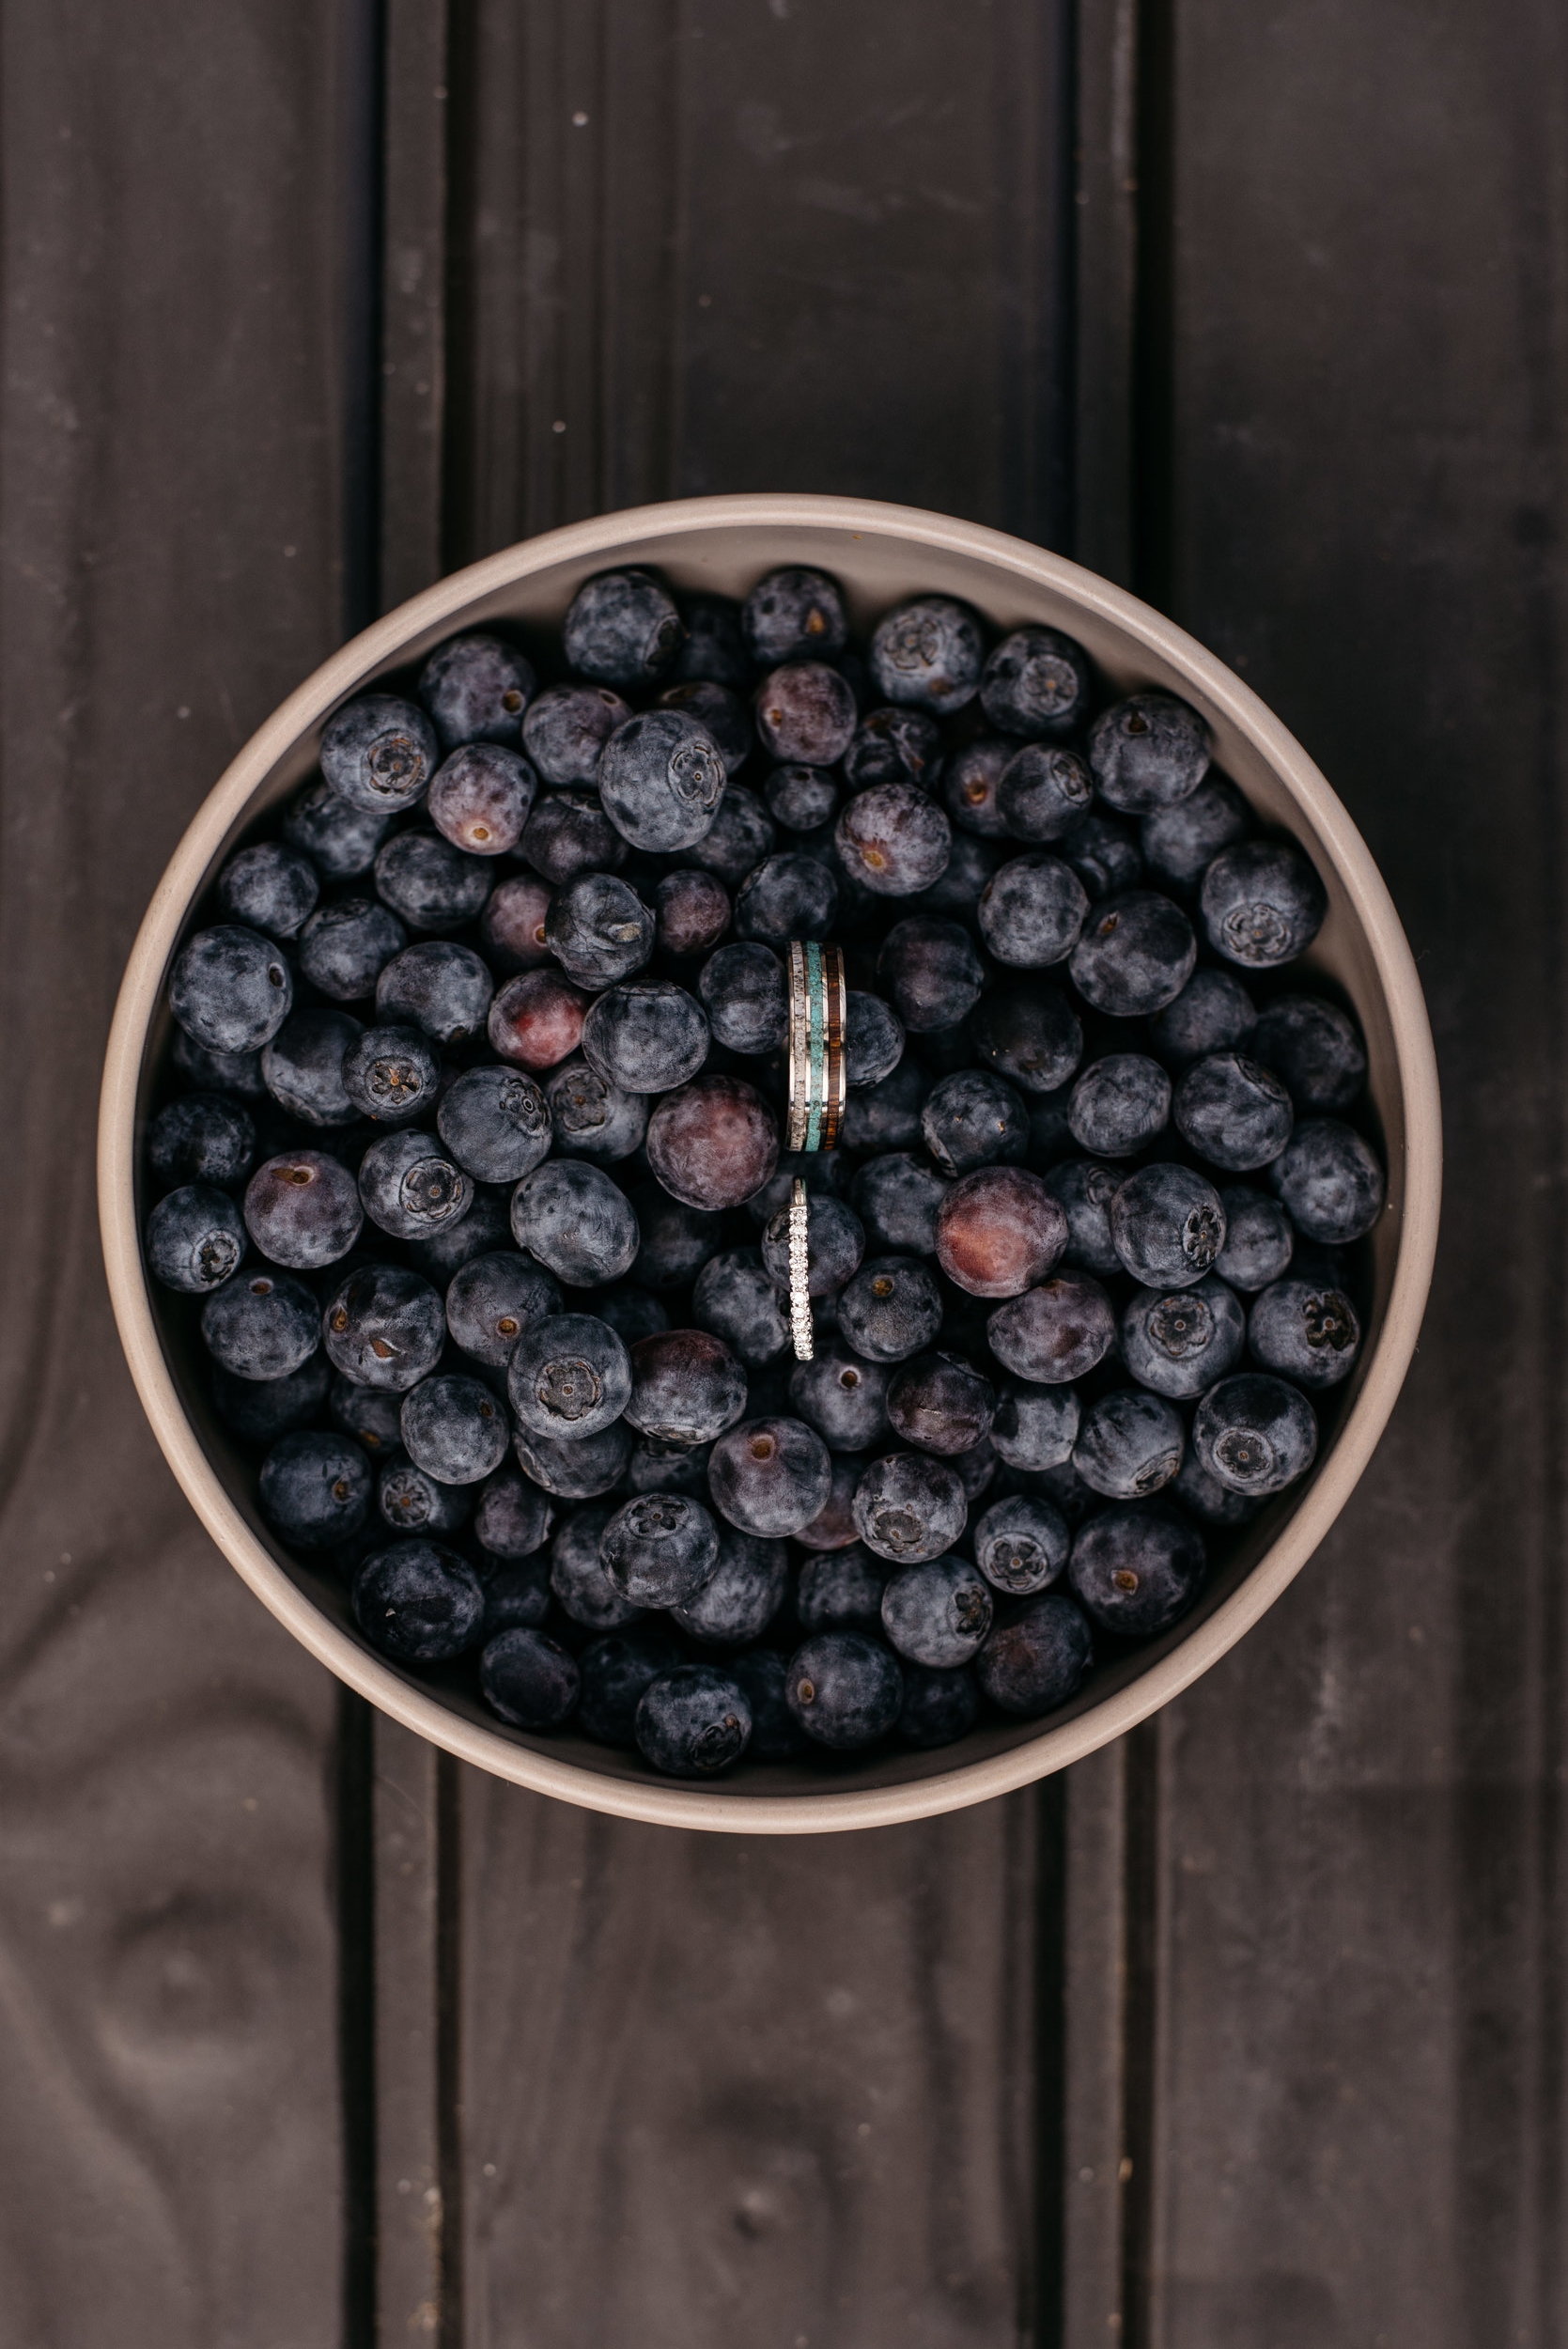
<box><xmin>785</xmin><ymin>940</ymin><xmax>846</xmax><ymax>1155</ymax></box>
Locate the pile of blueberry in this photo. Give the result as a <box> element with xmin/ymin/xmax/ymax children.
<box><xmin>142</xmin><ymin>559</ymin><xmax>1384</xmax><ymax>1780</ymax></box>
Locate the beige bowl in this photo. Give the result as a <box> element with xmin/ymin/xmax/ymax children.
<box><xmin>99</xmin><ymin>494</ymin><xmax>1441</xmax><ymax>1834</ymax></box>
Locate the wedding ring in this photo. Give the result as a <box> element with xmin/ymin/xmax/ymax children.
<box><xmin>785</xmin><ymin>940</ymin><xmax>846</xmax><ymax>1154</ymax></box>
<box><xmin>788</xmin><ymin>1177</ymin><xmax>814</xmax><ymax>1361</ymax></box>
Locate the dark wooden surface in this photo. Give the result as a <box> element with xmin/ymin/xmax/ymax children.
<box><xmin>3</xmin><ymin>0</ymin><xmax>1562</xmax><ymax>2341</ymax></box>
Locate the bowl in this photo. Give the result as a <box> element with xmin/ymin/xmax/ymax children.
<box><xmin>99</xmin><ymin>493</ymin><xmax>1441</xmax><ymax>1833</ymax></box>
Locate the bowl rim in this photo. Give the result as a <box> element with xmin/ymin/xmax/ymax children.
<box><xmin>98</xmin><ymin>491</ymin><xmax>1442</xmax><ymax>1835</ymax></box>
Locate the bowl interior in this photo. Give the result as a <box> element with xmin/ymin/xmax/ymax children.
<box><xmin>108</xmin><ymin>497</ymin><xmax>1434</xmax><ymax>1831</ymax></box>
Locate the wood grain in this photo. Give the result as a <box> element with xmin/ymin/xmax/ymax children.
<box><xmin>1141</xmin><ymin>2</ymin><xmax>1568</xmax><ymax>2341</ymax></box>
<box><xmin>0</xmin><ymin>1</ymin><xmax>362</xmax><ymax>2337</ymax></box>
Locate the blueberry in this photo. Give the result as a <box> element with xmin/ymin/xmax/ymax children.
<box><xmin>258</xmin><ymin>1430</ymin><xmax>371</xmax><ymax>1550</ymax></box>
<box><xmin>785</xmin><ymin>1631</ymin><xmax>904</xmax><ymax>1749</ymax></box>
<box><xmin>742</xmin><ymin>567</ymin><xmax>848</xmax><ymax>666</ymax></box>
<box><xmin>218</xmin><ymin>841</ymin><xmax>319</xmax><ymax>941</ymax></box>
<box><xmin>445</xmin><ymin>1251</ymin><xmax>559</xmax><ymax>1367</ymax></box>
<box><xmin>698</xmin><ymin>942</ymin><xmax>786</xmax><ymax>1054</ymax></box>
<box><xmin>1141</xmin><ymin>771</ymin><xmax>1251</xmax><ymax>896</ymax></box>
<box><xmin>625</xmin><ymin>1435</ymin><xmax>714</xmax><ymax>1497</ymax></box>
<box><xmin>427</xmin><ymin>743</ymin><xmax>536</xmax><ymax>857</ymax></box>
<box><xmin>645</xmin><ymin>1076</ymin><xmax>780</xmax><ymax>1211</ymax></box>
<box><xmin>329</xmin><ymin>1375</ymin><xmax>405</xmax><ymax>1455</ymax></box>
<box><xmin>298</xmin><ymin>899</ymin><xmax>408</xmax><ymax>1003</ymax></box>
<box><xmin>1066</xmin><ymin>1054</ymin><xmax>1172</xmax><ymax>1158</ymax></box>
<box><xmin>1110</xmin><ymin>1161</ymin><xmax>1225</xmax><ymax>1286</ymax></box>
<box><xmin>505</xmin><ymin>1309</ymin><xmax>631</xmax><ymax>1445</ymax></box>
<box><xmin>733</xmin><ymin>850</ymin><xmax>839</xmax><ymax>943</ymax></box>
<box><xmin>521</xmin><ymin>681</ymin><xmax>631</xmax><ymax>785</ymax></box>
<box><xmin>990</xmin><ymin>1380</ymin><xmax>1080</xmax><ymax>1471</ymax></box>
<box><xmin>564</xmin><ymin>568</ymin><xmax>682</xmax><ymax>687</ymax></box>
<box><xmin>355</xmin><ymin>1129</ymin><xmax>468</xmax><ymax>1242</ymax></box>
<box><xmin>374</xmin><ymin>829</ymin><xmax>492</xmax><ymax>934</ymax></box>
<box><xmin>898</xmin><ymin>1664</ymin><xmax>981</xmax><ymax>1748</ymax></box>
<box><xmin>1201</xmin><ymin>838</ymin><xmax>1328</xmax><ymax>968</ymax></box>
<box><xmin>481</xmin><ymin>1628</ymin><xmax>580</xmax><ymax>1728</ymax></box>
<box><xmin>655</xmin><ymin>678</ymin><xmax>753</xmax><ymax>776</ymax></box>
<box><xmin>1173</xmin><ymin>1051</ymin><xmax>1294</xmax><ymax>1173</ymax></box>
<box><xmin>406</xmin><ymin>1181</ymin><xmax>514</xmax><ymax>1281</ymax></box>
<box><xmin>870</xmin><ymin>596</ymin><xmax>985</xmax><ymax>711</ymax></box>
<box><xmin>975</xmin><ymin>1592</ymin><xmax>1092</xmax><ymax>1716</ymax></box>
<box><xmin>580</xmin><ymin>979</ymin><xmax>708</xmax><ymax>1095</ymax></box>
<box><xmin>788</xmin><ymin>1346</ymin><xmax>892</xmax><ymax>1451</ymax></box>
<box><xmin>539</xmin><ymin>1056</ymin><xmax>643</xmax><ymax>1167</ymax></box>
<box><xmin>670</xmin><ymin>1531</ymin><xmax>788</xmax><ymax>1644</ymax></box>
<box><xmin>170</xmin><ymin>925</ymin><xmax>292</xmax><ymax>1054</ymax></box>
<box><xmin>1148</xmin><ymin>967</ymin><xmax>1257</xmax><ymax>1067</ymax></box>
<box><xmin>852</xmin><ymin>1452</ymin><xmax>966</xmax><ymax>1563</ymax></box>
<box><xmin>551</xmin><ymin>1505</ymin><xmax>645</xmax><ymax>1628</ymax></box>
<box><xmin>636</xmin><ymin>1664</ymin><xmax>751</xmax><ymax>1776</ymax></box>
<box><xmin>372</xmin><ymin>945</ymin><xmax>489</xmax><ymax>1050</ymax></box>
<box><xmin>259</xmin><ymin>1010</ymin><xmax>362</xmax><ymax>1128</ymax></box>
<box><xmin>844</xmin><ymin>705</ymin><xmax>946</xmax><ymax>793</ymax></box>
<box><xmin>1070</xmin><ymin>1501</ymin><xmax>1205</xmax><ymax>1634</ymax></box>
<box><xmin>837</xmin><ymin>1255</ymin><xmax>944</xmax><ymax>1363</ymax></box>
<box><xmin>917</xmin><ymin>1069</ymin><xmax>1027</xmax><ymax>1178</ymax></box>
<box><xmin>511</xmin><ymin>1159</ymin><xmax>640</xmax><ymax>1285</ymax></box>
<box><xmin>489</xmin><ymin>970</ymin><xmax>591</xmax><ymax>1073</ymax></box>
<box><xmin>322</xmin><ymin>1262</ymin><xmax>444</xmax><ymax>1391</ymax></box>
<box><xmin>877</xmin><ymin>918</ymin><xmax>986</xmax><ymax>1032</ymax></box>
<box><xmin>940</xmin><ymin>737</ymin><xmax>1012</xmax><ymax>836</ymax></box>
<box><xmin>429</xmin><ymin>1068</ymin><xmax>546</xmax><ymax>1188</ymax></box>
<box><xmin>1069</xmin><ymin>890</ymin><xmax>1196</xmax><ymax>1017</ymax></box>
<box><xmin>968</xmin><ymin>986</ymin><xmax>1080</xmax><ymax>1097</ymax></box>
<box><xmin>971</xmin><ymin>1493</ymin><xmax>1070</xmax><ymax>1594</ymax></box>
<box><xmin>601</xmin><ymin>1493</ymin><xmax>721</xmax><ymax>1607</ymax></box>
<box><xmin>672</xmin><ymin>591</ymin><xmax>754</xmax><ymax>690</ymax></box>
<box><xmin>212</xmin><ymin>1353</ymin><xmax>332</xmax><ymax>1445</ymax></box>
<box><xmin>202</xmin><ymin>1268</ymin><xmax>319</xmax><ymax>1379</ymax></box>
<box><xmin>692</xmin><ymin>1248</ymin><xmax>792</xmax><ymax>1368</ymax></box>
<box><xmin>1059</xmin><ymin>813</ymin><xmax>1144</xmax><ymax>903</ymax></box>
<box><xmin>520</xmin><ymin>789</ymin><xmax>629</xmax><ymax>885</ymax></box>
<box><xmin>996</xmin><ymin>743</ymin><xmax>1094</xmax><ymax>843</ymax></box>
<box><xmin>577</xmin><ymin>1625</ymin><xmax>686</xmax><ymax>1745</ymax></box>
<box><xmin>934</xmin><ymin>1165</ymin><xmax>1068</xmax><ymax>1300</ymax></box>
<box><xmin>683</xmin><ymin>786</ymin><xmax>777</xmax><ymax>887</ymax></box>
<box><xmin>1250</xmin><ymin>993</ymin><xmax>1367</xmax><ymax>1113</ymax></box>
<box><xmin>1249</xmin><ymin>1276</ymin><xmax>1361</xmax><ymax>1389</ymax></box>
<box><xmin>147</xmin><ymin>1182</ymin><xmax>247</xmax><ymax>1292</ymax></box>
<box><xmin>480</xmin><ymin>1557</ymin><xmax>554</xmax><ymax>1637</ymax></box>
<box><xmin>336</xmin><ymin>1026</ymin><xmax>437</xmax><ymax>1129</ymax></box>
<box><xmin>283</xmin><ymin>778</ymin><xmax>394</xmax><ymax>880</ymax></box>
<box><xmin>841</xmin><ymin>1059</ymin><xmax>932</xmax><ymax>1152</ymax></box>
<box><xmin>625</xmin><ymin>1328</ymin><xmax>748</xmax><ymax>1445</ymax></box>
<box><xmin>581</xmin><ymin>1283</ymin><xmax>670</xmax><ymax>1346</ymax></box>
<box><xmin>320</xmin><ymin>692</ymin><xmax>439</xmax><ymax>814</ymax></box>
<box><xmin>242</xmin><ymin>1150</ymin><xmax>362</xmax><ymax>1268</ymax></box>
<box><xmin>1267</xmin><ymin>1118</ymin><xmax>1385</xmax><ymax>1243</ymax></box>
<box><xmin>1191</xmin><ymin>1372</ymin><xmax>1318</xmax><ymax>1494</ymax></box>
<box><xmin>1214</xmin><ymin>1185</ymin><xmax>1295</xmax><ymax>1291</ymax></box>
<box><xmin>419</xmin><ymin>631</ymin><xmax>536</xmax><ymax>751</ymax></box>
<box><xmin>761</xmin><ymin>1192</ymin><xmax>864</xmax><ymax>1300</ymax></box>
<box><xmin>513</xmin><ymin>1419</ymin><xmax>633</xmax><ymax>1499</ymax></box>
<box><xmin>708</xmin><ymin>1416</ymin><xmax>832</xmax><ymax>1537</ymax></box>
<box><xmin>850</xmin><ymin>1154</ymin><xmax>945</xmax><ymax>1256</ymax></box>
<box><xmin>474</xmin><ymin>1466</ymin><xmax>554</xmax><ymax>1557</ymax></box>
<box><xmin>600</xmin><ymin>713</ymin><xmax>729</xmax><ymax>855</ymax></box>
<box><xmin>880</xmin><ymin>1553</ymin><xmax>992</xmax><ymax>1667</ymax></box>
<box><xmin>170</xmin><ymin>1032</ymin><xmax>266</xmax><ymax>1098</ymax></box>
<box><xmin>981</xmin><ymin>624</ymin><xmax>1090</xmax><ymax>738</ymax></box>
<box><xmin>1073</xmin><ymin>1390</ymin><xmax>1184</xmax><ymax>1499</ymax></box>
<box><xmin>835</xmin><ymin>784</ymin><xmax>951</xmax><ymax>895</ymax></box>
<box><xmin>1121</xmin><ymin>1274</ymin><xmax>1246</xmax><ymax>1399</ymax></box>
<box><xmin>539</xmin><ymin>873</ymin><xmax>651</xmax><ymax>991</ymax></box>
<box><xmin>1172</xmin><ymin>1449</ymin><xmax>1263</xmax><ymax>1529</ymax></box>
<box><xmin>1042</xmin><ymin>1158</ymin><xmax>1124</xmax><ymax>1276</ymax></box>
<box><xmin>148</xmin><ymin>1093</ymin><xmax>256</xmax><ymax>1192</ymax></box>
<box><xmin>629</xmin><ymin>1185</ymin><xmax>725</xmax><ymax>1288</ymax></box>
<box><xmin>835</xmin><ymin>996</ymin><xmax>901</xmax><ymax>1097</ymax></box>
<box><xmin>378</xmin><ymin>1458</ymin><xmax>472</xmax><ymax>1537</ymax></box>
<box><xmin>1087</xmin><ymin>692</ymin><xmax>1210</xmax><ymax>813</ymax></box>
<box><xmin>886</xmin><ymin>1351</ymin><xmax>996</xmax><ymax>1455</ymax></box>
<box><xmin>978</xmin><ymin>855</ymin><xmax>1089</xmax><ymax>969</ymax></box>
<box><xmin>797</xmin><ymin>1546</ymin><xmax>887</xmax><ymax>1631</ymax></box>
<box><xmin>986</xmin><ymin>1270</ymin><xmax>1116</xmax><ymax>1384</ymax></box>
<box><xmin>654</xmin><ymin>867</ymin><xmax>731</xmax><ymax>959</ymax></box>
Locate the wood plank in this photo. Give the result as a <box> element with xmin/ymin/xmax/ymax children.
<box><xmin>432</xmin><ymin>4</ymin><xmax>1079</xmax><ymax>2340</ymax></box>
<box><xmin>0</xmin><ymin>0</ymin><xmax>365</xmax><ymax>2339</ymax></box>
<box><xmin>1141</xmin><ymin>2</ymin><xmax>1568</xmax><ymax>2341</ymax></box>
